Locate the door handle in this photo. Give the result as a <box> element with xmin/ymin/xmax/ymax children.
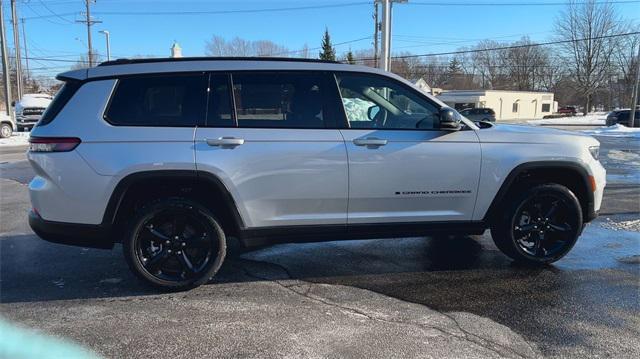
<box><xmin>353</xmin><ymin>137</ymin><xmax>388</xmax><ymax>147</ymax></box>
<box><xmin>206</xmin><ymin>137</ymin><xmax>245</xmax><ymax>148</ymax></box>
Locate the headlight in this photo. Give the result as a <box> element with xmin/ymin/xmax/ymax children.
<box><xmin>589</xmin><ymin>146</ymin><xmax>600</xmax><ymax>161</ymax></box>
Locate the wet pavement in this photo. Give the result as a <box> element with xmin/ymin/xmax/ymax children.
<box><xmin>0</xmin><ymin>130</ymin><xmax>638</xmax><ymax>358</ymax></box>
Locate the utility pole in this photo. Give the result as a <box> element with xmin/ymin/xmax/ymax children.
<box><xmin>373</xmin><ymin>1</ymin><xmax>378</xmax><ymax>68</ymax></box>
<box><xmin>379</xmin><ymin>0</ymin><xmax>391</xmax><ymax>71</ymax></box>
<box><xmin>1</xmin><ymin>1</ymin><xmax>12</xmax><ymax>116</ymax></box>
<box><xmin>77</xmin><ymin>0</ymin><xmax>101</xmax><ymax>67</ymax></box>
<box><xmin>378</xmin><ymin>0</ymin><xmax>407</xmax><ymax>72</ymax></box>
<box><xmin>21</xmin><ymin>18</ymin><xmax>28</xmax><ymax>86</ymax></box>
<box><xmin>629</xmin><ymin>43</ymin><xmax>640</xmax><ymax>128</ymax></box>
<box><xmin>10</xmin><ymin>0</ymin><xmax>22</xmax><ymax>98</ymax></box>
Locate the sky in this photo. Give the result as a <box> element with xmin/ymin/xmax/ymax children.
<box><xmin>3</xmin><ymin>0</ymin><xmax>640</xmax><ymax>79</ymax></box>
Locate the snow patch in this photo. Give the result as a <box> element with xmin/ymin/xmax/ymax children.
<box><xmin>581</xmin><ymin>124</ymin><xmax>640</xmax><ymax>138</ymax></box>
<box><xmin>528</xmin><ymin>113</ymin><xmax>606</xmax><ymax>126</ymax></box>
<box><xmin>0</xmin><ymin>131</ymin><xmax>30</xmax><ymax>147</ymax></box>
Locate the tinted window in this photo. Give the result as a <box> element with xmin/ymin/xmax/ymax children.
<box><xmin>336</xmin><ymin>73</ymin><xmax>440</xmax><ymax>130</ymax></box>
<box><xmin>232</xmin><ymin>72</ymin><xmax>328</xmax><ymax>128</ymax></box>
<box><xmin>37</xmin><ymin>81</ymin><xmax>81</xmax><ymax>127</ymax></box>
<box><xmin>206</xmin><ymin>74</ymin><xmax>234</xmax><ymax>127</ymax></box>
<box><xmin>106</xmin><ymin>74</ymin><xmax>206</xmax><ymax>127</ymax></box>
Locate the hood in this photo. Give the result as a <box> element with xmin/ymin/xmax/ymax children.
<box><xmin>16</xmin><ymin>94</ymin><xmax>52</xmax><ymax>111</ymax></box>
<box><xmin>476</xmin><ymin>123</ymin><xmax>598</xmax><ymax>146</ymax></box>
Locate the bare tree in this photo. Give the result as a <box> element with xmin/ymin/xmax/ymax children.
<box><xmin>613</xmin><ymin>24</ymin><xmax>640</xmax><ymax>108</ymax></box>
<box><xmin>205</xmin><ymin>36</ymin><xmax>289</xmax><ymax>57</ymax></box>
<box><xmin>555</xmin><ymin>0</ymin><xmax>621</xmax><ymax>114</ymax></box>
<box><xmin>471</xmin><ymin>40</ymin><xmax>507</xmax><ymax>89</ymax></box>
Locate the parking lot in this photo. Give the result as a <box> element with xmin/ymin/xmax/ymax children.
<box><xmin>1</xmin><ymin>129</ymin><xmax>638</xmax><ymax>358</ymax></box>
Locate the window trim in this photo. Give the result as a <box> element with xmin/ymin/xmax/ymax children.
<box><xmin>333</xmin><ymin>71</ymin><xmax>446</xmax><ymax>132</ymax></box>
<box><xmin>203</xmin><ymin>72</ymin><xmax>236</xmax><ymax>128</ymax></box>
<box><xmin>103</xmin><ymin>72</ymin><xmax>208</xmax><ymax>128</ymax></box>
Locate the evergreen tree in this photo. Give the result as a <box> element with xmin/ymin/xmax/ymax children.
<box><xmin>346</xmin><ymin>50</ymin><xmax>355</xmax><ymax>65</ymax></box>
<box><xmin>319</xmin><ymin>28</ymin><xmax>336</xmax><ymax>61</ymax></box>
<box><xmin>447</xmin><ymin>57</ymin><xmax>463</xmax><ymax>75</ymax></box>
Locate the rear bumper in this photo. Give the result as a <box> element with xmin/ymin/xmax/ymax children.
<box><xmin>28</xmin><ymin>210</ymin><xmax>114</xmax><ymax>249</ymax></box>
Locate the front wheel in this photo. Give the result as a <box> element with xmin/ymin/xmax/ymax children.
<box><xmin>490</xmin><ymin>184</ymin><xmax>583</xmax><ymax>264</ymax></box>
<box><xmin>0</xmin><ymin>123</ymin><xmax>12</xmax><ymax>138</ymax></box>
<box><xmin>123</xmin><ymin>198</ymin><xmax>227</xmax><ymax>290</ymax></box>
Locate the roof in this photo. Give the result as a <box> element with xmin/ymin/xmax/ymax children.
<box><xmin>439</xmin><ymin>89</ymin><xmax>554</xmax><ymax>96</ymax></box>
<box><xmin>57</xmin><ymin>57</ymin><xmax>380</xmax><ymax>81</ymax></box>
<box><xmin>97</xmin><ymin>56</ymin><xmax>341</xmax><ymax>67</ymax></box>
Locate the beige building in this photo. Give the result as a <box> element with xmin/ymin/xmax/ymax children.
<box><xmin>436</xmin><ymin>90</ymin><xmax>557</xmax><ymax>121</ymax></box>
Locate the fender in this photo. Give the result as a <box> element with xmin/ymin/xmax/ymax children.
<box><xmin>482</xmin><ymin>161</ymin><xmax>596</xmax><ymax>223</ymax></box>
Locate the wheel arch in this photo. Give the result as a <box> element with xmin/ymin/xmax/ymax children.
<box><xmin>483</xmin><ymin>161</ymin><xmax>595</xmax><ymax>223</ymax></box>
<box><xmin>103</xmin><ymin>170</ymin><xmax>245</xmax><ymax>239</ymax></box>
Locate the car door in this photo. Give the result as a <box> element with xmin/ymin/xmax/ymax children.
<box><xmin>194</xmin><ymin>72</ymin><xmax>348</xmax><ymax>229</ymax></box>
<box><xmin>335</xmin><ymin>72</ymin><xmax>481</xmax><ymax>224</ymax></box>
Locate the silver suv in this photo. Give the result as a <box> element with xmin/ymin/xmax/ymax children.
<box><xmin>28</xmin><ymin>58</ymin><xmax>606</xmax><ymax>290</ymax></box>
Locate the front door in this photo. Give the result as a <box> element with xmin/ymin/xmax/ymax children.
<box><xmin>335</xmin><ymin>72</ymin><xmax>481</xmax><ymax>224</ymax></box>
<box><xmin>194</xmin><ymin>72</ymin><xmax>348</xmax><ymax>229</ymax></box>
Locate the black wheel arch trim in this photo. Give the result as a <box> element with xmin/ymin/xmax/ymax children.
<box><xmin>482</xmin><ymin>161</ymin><xmax>596</xmax><ymax>223</ymax></box>
<box><xmin>102</xmin><ymin>170</ymin><xmax>246</xmax><ymax>230</ymax></box>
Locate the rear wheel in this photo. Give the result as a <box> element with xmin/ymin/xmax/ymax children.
<box><xmin>0</xmin><ymin>123</ymin><xmax>12</xmax><ymax>138</ymax></box>
<box><xmin>490</xmin><ymin>184</ymin><xmax>582</xmax><ymax>264</ymax></box>
<box><xmin>123</xmin><ymin>198</ymin><xmax>226</xmax><ymax>290</ymax></box>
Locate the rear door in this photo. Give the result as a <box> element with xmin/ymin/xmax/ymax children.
<box><xmin>335</xmin><ymin>72</ymin><xmax>481</xmax><ymax>224</ymax></box>
<box><xmin>194</xmin><ymin>72</ymin><xmax>348</xmax><ymax>229</ymax></box>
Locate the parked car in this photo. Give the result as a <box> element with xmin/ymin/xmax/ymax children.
<box><xmin>14</xmin><ymin>93</ymin><xmax>53</xmax><ymax>131</ymax></box>
<box><xmin>459</xmin><ymin>108</ymin><xmax>496</xmax><ymax>122</ymax></box>
<box><xmin>0</xmin><ymin>111</ymin><xmax>16</xmax><ymax>138</ymax></box>
<box><xmin>557</xmin><ymin>106</ymin><xmax>577</xmax><ymax>116</ymax></box>
<box><xmin>606</xmin><ymin>109</ymin><xmax>640</xmax><ymax>127</ymax></box>
<box><xmin>28</xmin><ymin>57</ymin><xmax>605</xmax><ymax>290</ymax></box>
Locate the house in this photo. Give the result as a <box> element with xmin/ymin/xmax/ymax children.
<box><xmin>170</xmin><ymin>42</ymin><xmax>183</xmax><ymax>58</ymax></box>
<box><xmin>412</xmin><ymin>78</ymin><xmax>442</xmax><ymax>96</ymax></box>
<box><xmin>436</xmin><ymin>90</ymin><xmax>557</xmax><ymax>121</ymax></box>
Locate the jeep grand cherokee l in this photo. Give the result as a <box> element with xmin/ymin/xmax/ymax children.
<box><xmin>27</xmin><ymin>57</ymin><xmax>606</xmax><ymax>290</ymax></box>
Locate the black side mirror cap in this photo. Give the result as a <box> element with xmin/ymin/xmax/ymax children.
<box><xmin>439</xmin><ymin>107</ymin><xmax>462</xmax><ymax>130</ymax></box>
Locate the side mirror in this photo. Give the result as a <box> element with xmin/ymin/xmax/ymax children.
<box><xmin>367</xmin><ymin>105</ymin><xmax>380</xmax><ymax>120</ymax></box>
<box><xmin>10</xmin><ymin>101</ymin><xmax>15</xmax><ymax>107</ymax></box>
<box><xmin>439</xmin><ymin>107</ymin><xmax>462</xmax><ymax>130</ymax></box>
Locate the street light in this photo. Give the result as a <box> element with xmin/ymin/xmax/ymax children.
<box><xmin>99</xmin><ymin>30</ymin><xmax>111</xmax><ymax>62</ymax></box>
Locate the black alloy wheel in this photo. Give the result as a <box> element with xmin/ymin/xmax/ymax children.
<box><xmin>123</xmin><ymin>198</ymin><xmax>226</xmax><ymax>290</ymax></box>
<box><xmin>491</xmin><ymin>184</ymin><xmax>583</xmax><ymax>264</ymax></box>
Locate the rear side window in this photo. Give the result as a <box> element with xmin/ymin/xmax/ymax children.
<box><xmin>37</xmin><ymin>81</ymin><xmax>81</xmax><ymax>127</ymax></box>
<box><xmin>105</xmin><ymin>74</ymin><xmax>207</xmax><ymax>127</ymax></box>
<box><xmin>231</xmin><ymin>72</ymin><xmax>330</xmax><ymax>129</ymax></box>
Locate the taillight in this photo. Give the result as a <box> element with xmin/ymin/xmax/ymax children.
<box><xmin>29</xmin><ymin>137</ymin><xmax>81</xmax><ymax>152</ymax></box>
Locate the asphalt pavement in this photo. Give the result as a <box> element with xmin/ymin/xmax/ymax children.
<box><xmin>0</xmin><ymin>130</ymin><xmax>638</xmax><ymax>358</ymax></box>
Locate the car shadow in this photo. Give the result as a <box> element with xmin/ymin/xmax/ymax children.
<box><xmin>0</xmin><ymin>232</ymin><xmax>539</xmax><ymax>304</ymax></box>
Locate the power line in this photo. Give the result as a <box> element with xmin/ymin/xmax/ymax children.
<box><xmin>36</xmin><ymin>0</ymin><xmax>75</xmax><ymax>24</ymax></box>
<box><xmin>273</xmin><ymin>36</ymin><xmax>372</xmax><ymax>56</ymax></box>
<box><xmin>407</xmin><ymin>0</ymin><xmax>640</xmax><ymax>6</ymax></box>
<box><xmin>351</xmin><ymin>31</ymin><xmax>640</xmax><ymax>62</ymax></box>
<box><xmin>78</xmin><ymin>2</ymin><xmax>370</xmax><ymax>17</ymax></box>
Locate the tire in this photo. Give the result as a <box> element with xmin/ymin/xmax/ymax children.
<box><xmin>123</xmin><ymin>198</ymin><xmax>227</xmax><ymax>290</ymax></box>
<box><xmin>0</xmin><ymin>123</ymin><xmax>12</xmax><ymax>138</ymax></box>
<box><xmin>490</xmin><ymin>184</ymin><xmax>583</xmax><ymax>265</ymax></box>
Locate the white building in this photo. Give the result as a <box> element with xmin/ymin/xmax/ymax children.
<box><xmin>436</xmin><ymin>90</ymin><xmax>557</xmax><ymax>121</ymax></box>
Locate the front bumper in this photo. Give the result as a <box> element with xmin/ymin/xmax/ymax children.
<box><xmin>16</xmin><ymin>115</ymin><xmax>40</xmax><ymax>126</ymax></box>
<box><xmin>28</xmin><ymin>210</ymin><xmax>114</xmax><ymax>249</ymax></box>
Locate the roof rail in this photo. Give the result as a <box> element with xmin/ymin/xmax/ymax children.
<box><xmin>98</xmin><ymin>56</ymin><xmax>342</xmax><ymax>67</ymax></box>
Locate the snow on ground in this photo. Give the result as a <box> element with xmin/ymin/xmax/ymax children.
<box><xmin>0</xmin><ymin>131</ymin><xmax>30</xmax><ymax>147</ymax></box>
<box><xmin>527</xmin><ymin>113</ymin><xmax>606</xmax><ymax>126</ymax></box>
<box><xmin>581</xmin><ymin>124</ymin><xmax>640</xmax><ymax>138</ymax></box>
